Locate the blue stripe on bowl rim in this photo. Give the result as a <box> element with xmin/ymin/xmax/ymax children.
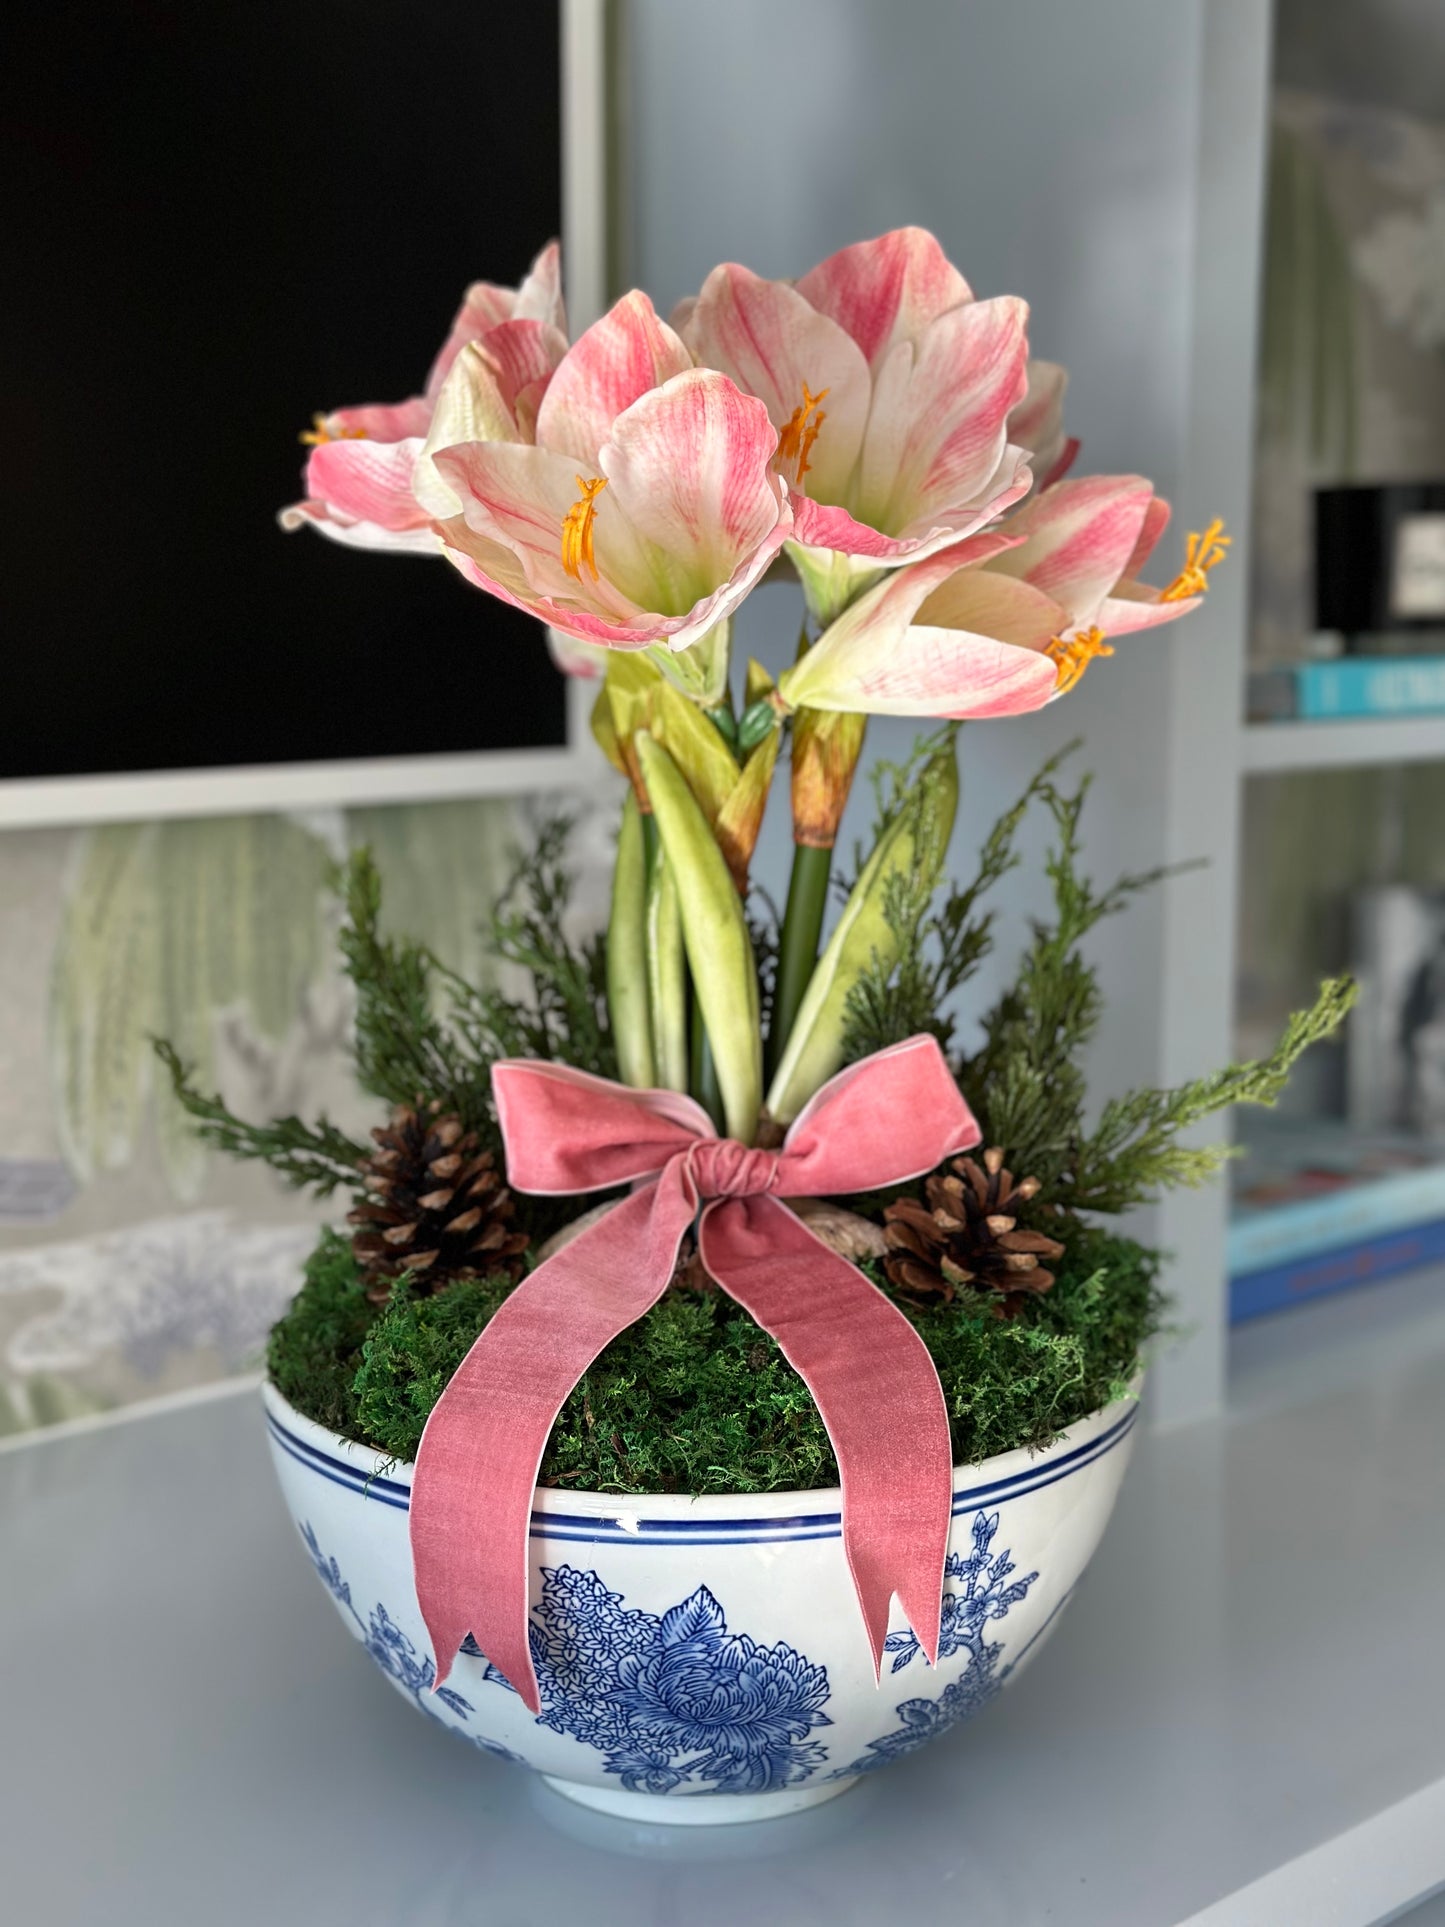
<box><xmin>265</xmin><ymin>1399</ymin><xmax>1138</xmax><ymax>1546</ymax></box>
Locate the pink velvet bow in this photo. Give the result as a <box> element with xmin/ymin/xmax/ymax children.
<box><xmin>411</xmin><ymin>1033</ymin><xmax>981</xmax><ymax>1712</ymax></box>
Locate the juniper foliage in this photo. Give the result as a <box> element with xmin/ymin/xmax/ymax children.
<box><xmin>337</xmin><ymin>849</ymin><xmax>494</xmax><ymax>1135</ymax></box>
<box><xmin>438</xmin><ymin>814</ymin><xmax>616</xmax><ymax>1081</ymax></box>
<box><xmin>154</xmin><ymin>1039</ymin><xmax>365</xmax><ymax>1198</ymax></box>
<box><xmin>841</xmin><ymin>743</ymin><xmax>1078</xmax><ymax>1060</ymax></box>
<box><xmin>153</xmin><ymin>813</ymin><xmax>613</xmax><ymax>1217</ymax></box>
<box><xmin>961</xmin><ymin>777</ymin><xmax>1357</xmax><ymax>1212</ymax></box>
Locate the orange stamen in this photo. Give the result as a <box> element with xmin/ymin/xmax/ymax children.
<box><xmin>299</xmin><ymin>413</ymin><xmax>368</xmax><ymax>447</ymax></box>
<box><xmin>1046</xmin><ymin>627</ymin><xmax>1115</xmax><ymax>696</ymax></box>
<box><xmin>561</xmin><ymin>475</ymin><xmax>608</xmax><ymax>582</ymax></box>
<box><xmin>1161</xmin><ymin>517</ymin><xmax>1230</xmax><ymax>602</ymax></box>
<box><xmin>777</xmin><ymin>383</ymin><xmax>830</xmax><ymax>489</ymax></box>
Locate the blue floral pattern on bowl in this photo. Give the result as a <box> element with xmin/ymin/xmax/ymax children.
<box><xmin>834</xmin><ymin>1510</ymin><xmax>1038</xmax><ymax>1777</ymax></box>
<box><xmin>513</xmin><ymin>1565</ymin><xmax>833</xmax><ymax>1794</ymax></box>
<box><xmin>296</xmin><ymin>1509</ymin><xmax>1041</xmax><ymax>1792</ymax></box>
<box><xmin>299</xmin><ymin>1523</ymin><xmax>519</xmax><ymax>1762</ymax></box>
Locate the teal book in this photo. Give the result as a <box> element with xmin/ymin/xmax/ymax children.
<box><xmin>1296</xmin><ymin>656</ymin><xmax>1445</xmax><ymax>719</ymax></box>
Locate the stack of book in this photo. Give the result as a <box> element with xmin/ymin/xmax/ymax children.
<box><xmin>1230</xmin><ymin>1119</ymin><xmax>1445</xmax><ymax>1321</ymax></box>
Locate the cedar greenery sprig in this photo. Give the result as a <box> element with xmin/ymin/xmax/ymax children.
<box><xmin>962</xmin><ymin>773</ymin><xmax>1175</xmax><ymax>1189</ymax></box>
<box><xmin>960</xmin><ymin>774</ymin><xmax>1357</xmax><ymax>1213</ymax></box>
<box><xmin>841</xmin><ymin>742</ymin><xmax>1079</xmax><ymax>1060</ymax></box>
<box><xmin>1062</xmin><ymin>977</ymin><xmax>1358</xmax><ymax>1213</ymax></box>
<box><xmin>151</xmin><ymin>813</ymin><xmax>614</xmax><ymax>1211</ymax></box>
<box><xmin>337</xmin><ymin>849</ymin><xmax>494</xmax><ymax>1134</ymax></box>
<box><xmin>153</xmin><ymin>1038</ymin><xmax>365</xmax><ymax>1198</ymax></box>
<box><xmin>439</xmin><ymin>813</ymin><xmax>616</xmax><ymax>1081</ymax></box>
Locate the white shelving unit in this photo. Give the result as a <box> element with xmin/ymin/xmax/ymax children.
<box><xmin>1243</xmin><ymin>715</ymin><xmax>1445</xmax><ymax>775</ymax></box>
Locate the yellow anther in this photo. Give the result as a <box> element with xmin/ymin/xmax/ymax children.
<box><xmin>777</xmin><ymin>383</ymin><xmax>830</xmax><ymax>489</ymax></box>
<box><xmin>561</xmin><ymin>475</ymin><xmax>608</xmax><ymax>582</ymax></box>
<box><xmin>1046</xmin><ymin>627</ymin><xmax>1115</xmax><ymax>696</ymax></box>
<box><xmin>299</xmin><ymin>413</ymin><xmax>368</xmax><ymax>447</ymax></box>
<box><xmin>1161</xmin><ymin>517</ymin><xmax>1230</xmax><ymax>602</ymax></box>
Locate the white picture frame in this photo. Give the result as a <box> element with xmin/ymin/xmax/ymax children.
<box><xmin>0</xmin><ymin>0</ymin><xmax>612</xmax><ymax>832</ymax></box>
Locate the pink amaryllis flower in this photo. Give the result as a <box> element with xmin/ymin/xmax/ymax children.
<box><xmin>279</xmin><ymin>242</ymin><xmax>567</xmax><ymax>553</ymax></box>
<box><xmin>776</xmin><ymin>533</ymin><xmax>1064</xmax><ymax>719</ymax></box>
<box><xmin>980</xmin><ymin>476</ymin><xmax>1228</xmax><ymax>687</ymax></box>
<box><xmin>678</xmin><ymin>227</ymin><xmax>1034</xmax><ymax>617</ymax></box>
<box><xmin>780</xmin><ymin>481</ymin><xmax>1230</xmax><ymax>720</ymax></box>
<box><xmin>426</xmin><ymin>290</ymin><xmax>792</xmax><ymax>651</ymax></box>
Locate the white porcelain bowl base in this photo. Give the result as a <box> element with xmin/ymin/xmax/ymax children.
<box><xmin>263</xmin><ymin>1377</ymin><xmax>1140</xmax><ymax>1826</ymax></box>
<box><xmin>541</xmin><ymin>1774</ymin><xmax>858</xmax><ymax>1825</ymax></box>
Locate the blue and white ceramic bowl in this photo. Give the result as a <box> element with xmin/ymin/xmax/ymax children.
<box><xmin>263</xmin><ymin>1377</ymin><xmax>1139</xmax><ymax>1825</ymax></box>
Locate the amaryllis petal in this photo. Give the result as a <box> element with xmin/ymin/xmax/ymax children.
<box><xmin>681</xmin><ymin>264</ymin><xmax>870</xmax><ymax>503</ymax></box>
<box><xmin>326</xmin><ymin>398</ymin><xmax>433</xmax><ymax>442</ymax></box>
<box><xmin>856</xmin><ymin>297</ymin><xmax>1030</xmax><ymax>529</ymax></box>
<box><xmin>510</xmin><ymin>238</ymin><xmax>566</xmax><ymax>332</ymax></box>
<box><xmin>779</xmin><ymin>530</ymin><xmax>1059</xmax><ymax>718</ymax></box>
<box><xmin>1095</xmin><ymin>581</ymin><xmax>1201</xmax><ymax>635</ymax></box>
<box><xmin>434</xmin><ymin>442</ymin><xmax>621</xmax><ymax>606</ymax></box>
<box><xmin>547</xmin><ymin>629</ymin><xmax>609</xmax><ymax>678</ymax></box>
<box><xmin>536</xmin><ymin>291</ymin><xmax>692</xmax><ymax>468</ymax></box>
<box><xmin>441</xmin><ymin>501</ymin><xmax>781</xmax><ymax>653</ymax></box>
<box><xmin>1123</xmin><ymin>494</ymin><xmax>1171</xmax><ymax>577</ymax></box>
<box><xmin>299</xmin><ymin>436</ymin><xmax>432</xmax><ymax>535</ymax></box>
<box><xmin>915</xmin><ymin>567</ymin><xmax>1070</xmax><ymax>650</ymax></box>
<box><xmin>600</xmin><ymin>371</ymin><xmax>791</xmax><ymax>615</ymax></box>
<box><xmin>786</xmin><ymin>615</ymin><xmax>1057</xmax><ymax>719</ymax></box>
<box><xmin>424</xmin><ymin>241</ymin><xmax>565</xmax><ymax>398</ymax></box>
<box><xmin>1008</xmin><ymin>359</ymin><xmax>1077</xmax><ymax>493</ymax></box>
<box><xmin>987</xmin><ymin>474</ymin><xmax>1155</xmax><ymax>625</ymax></box>
<box><xmin>414</xmin><ymin>320</ymin><xmax>570</xmax><ymax>518</ymax></box>
<box><xmin>278</xmin><ymin>498</ymin><xmax>440</xmax><ymax>554</ymax></box>
<box><xmin>796</xmin><ymin>227</ymin><xmax>973</xmax><ymax>371</ymax></box>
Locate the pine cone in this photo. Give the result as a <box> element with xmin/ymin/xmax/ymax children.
<box><xmin>348</xmin><ymin>1100</ymin><xmax>529</xmax><ymax>1304</ymax></box>
<box><xmin>883</xmin><ymin>1147</ymin><xmax>1065</xmax><ymax>1316</ymax></box>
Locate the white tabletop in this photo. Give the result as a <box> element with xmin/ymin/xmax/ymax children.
<box><xmin>4</xmin><ymin>1289</ymin><xmax>1445</xmax><ymax>1927</ymax></box>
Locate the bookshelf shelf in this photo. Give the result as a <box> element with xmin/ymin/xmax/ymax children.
<box><xmin>1243</xmin><ymin>714</ymin><xmax>1445</xmax><ymax>775</ymax></box>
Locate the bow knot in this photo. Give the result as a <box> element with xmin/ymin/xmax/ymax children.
<box><xmin>686</xmin><ymin>1138</ymin><xmax>782</xmax><ymax>1201</ymax></box>
<box><xmin>410</xmin><ymin>1035</ymin><xmax>982</xmax><ymax>1715</ymax></box>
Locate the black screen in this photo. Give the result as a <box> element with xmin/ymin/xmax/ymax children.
<box><xmin>2</xmin><ymin>0</ymin><xmax>566</xmax><ymax>779</ymax></box>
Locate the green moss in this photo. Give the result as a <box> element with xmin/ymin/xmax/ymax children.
<box><xmin>265</xmin><ymin>1230</ymin><xmax>377</xmax><ymax>1436</ymax></box>
<box><xmin>269</xmin><ymin>1221</ymin><xmax>1163</xmax><ymax>1492</ymax></box>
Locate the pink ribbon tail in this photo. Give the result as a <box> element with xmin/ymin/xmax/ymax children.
<box><xmin>701</xmin><ymin>1195</ymin><xmax>952</xmax><ymax>1672</ymax></box>
<box><xmin>409</xmin><ymin>1170</ymin><xmax>695</xmax><ymax>1711</ymax></box>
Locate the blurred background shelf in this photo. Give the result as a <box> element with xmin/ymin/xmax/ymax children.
<box><xmin>1242</xmin><ymin>717</ymin><xmax>1445</xmax><ymax>775</ymax></box>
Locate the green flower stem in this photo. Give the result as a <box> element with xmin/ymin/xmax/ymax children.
<box><xmin>606</xmin><ymin>791</ymin><xmax>654</xmax><ymax>1089</ymax></box>
<box><xmin>646</xmin><ymin>846</ymin><xmax>689</xmax><ymax>1092</ymax></box>
<box><xmin>690</xmin><ymin>998</ymin><xmax>725</xmax><ymax>1132</ymax></box>
<box><xmin>635</xmin><ymin>732</ymin><xmax>762</xmax><ymax>1144</ymax></box>
<box><xmin>767</xmin><ymin>841</ymin><xmax>833</xmax><ymax>1077</ymax></box>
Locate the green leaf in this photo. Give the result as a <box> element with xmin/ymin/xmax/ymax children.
<box><xmin>607</xmin><ymin>790</ymin><xmax>655</xmax><ymax>1089</ymax></box>
<box><xmin>636</xmin><ymin>732</ymin><xmax>762</xmax><ymax>1143</ymax></box>
<box><xmin>767</xmin><ymin>736</ymin><xmax>958</xmax><ymax>1123</ymax></box>
<box><xmin>647</xmin><ymin>845</ymin><xmax>689</xmax><ymax>1091</ymax></box>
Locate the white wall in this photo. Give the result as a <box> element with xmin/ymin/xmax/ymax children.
<box><xmin>617</xmin><ymin>0</ymin><xmax>1272</xmax><ymax>1424</ymax></box>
